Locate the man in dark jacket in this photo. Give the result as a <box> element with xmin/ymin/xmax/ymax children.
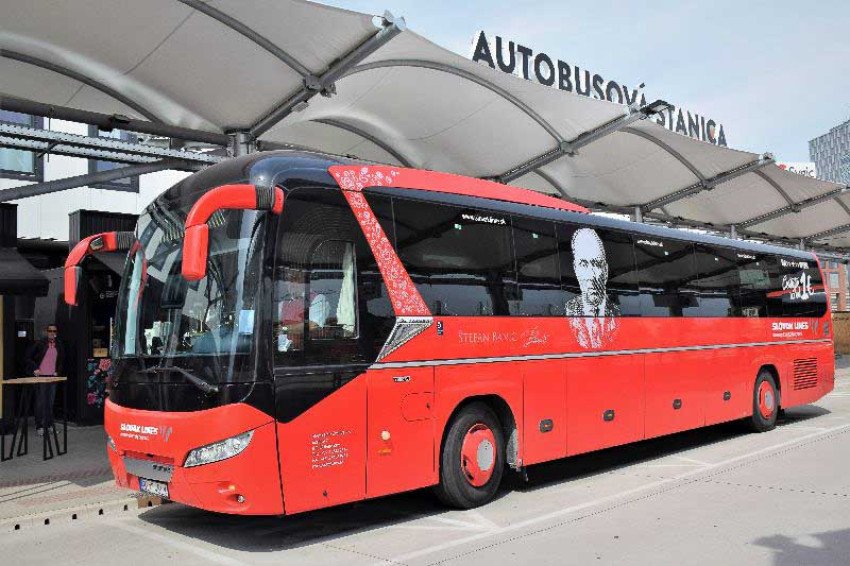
<box><xmin>25</xmin><ymin>324</ymin><xmax>65</xmax><ymax>434</ymax></box>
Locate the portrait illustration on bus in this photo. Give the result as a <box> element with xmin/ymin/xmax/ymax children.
<box><xmin>566</xmin><ymin>227</ymin><xmax>619</xmax><ymax>349</ymax></box>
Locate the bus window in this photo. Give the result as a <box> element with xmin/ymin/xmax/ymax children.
<box><xmin>511</xmin><ymin>216</ymin><xmax>566</xmax><ymax>316</ymax></box>
<box><xmin>392</xmin><ymin>198</ymin><xmax>516</xmax><ymax>316</ymax></box>
<box><xmin>689</xmin><ymin>244</ymin><xmax>736</xmax><ymax>317</ymax></box>
<box><xmin>558</xmin><ymin>225</ymin><xmax>640</xmax><ymax>317</ymax></box>
<box><xmin>735</xmin><ymin>252</ymin><xmax>770</xmax><ymax>317</ymax></box>
<box><xmin>766</xmin><ymin>256</ymin><xmax>827</xmax><ymax>318</ymax></box>
<box><xmin>274</xmin><ymin>187</ymin><xmax>393</xmax><ymax>365</ymax></box>
<box><xmin>634</xmin><ymin>237</ymin><xmax>698</xmax><ymax>317</ymax></box>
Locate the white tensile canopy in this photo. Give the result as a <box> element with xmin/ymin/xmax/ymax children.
<box><xmin>2</xmin><ymin>0</ymin><xmax>848</xmax><ymax>252</ymax></box>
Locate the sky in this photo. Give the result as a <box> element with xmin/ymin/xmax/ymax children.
<box><xmin>323</xmin><ymin>0</ymin><xmax>850</xmax><ymax>162</ymax></box>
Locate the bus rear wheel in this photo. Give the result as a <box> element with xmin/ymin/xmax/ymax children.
<box><xmin>435</xmin><ymin>403</ymin><xmax>505</xmax><ymax>509</ymax></box>
<box><xmin>749</xmin><ymin>370</ymin><xmax>779</xmax><ymax>432</ymax></box>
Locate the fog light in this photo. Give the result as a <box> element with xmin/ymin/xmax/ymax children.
<box><xmin>236</xmin><ymin>495</ymin><xmax>245</xmax><ymax>504</ymax></box>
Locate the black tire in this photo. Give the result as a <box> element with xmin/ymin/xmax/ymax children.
<box><xmin>434</xmin><ymin>402</ymin><xmax>505</xmax><ymax>509</ymax></box>
<box><xmin>749</xmin><ymin>369</ymin><xmax>779</xmax><ymax>432</ymax></box>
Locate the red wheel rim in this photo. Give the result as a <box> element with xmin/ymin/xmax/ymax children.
<box><xmin>460</xmin><ymin>423</ymin><xmax>497</xmax><ymax>487</ymax></box>
<box><xmin>758</xmin><ymin>380</ymin><xmax>776</xmax><ymax>419</ymax></box>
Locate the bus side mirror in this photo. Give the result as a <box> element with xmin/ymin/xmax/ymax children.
<box><xmin>182</xmin><ymin>184</ymin><xmax>284</xmax><ymax>281</ymax></box>
<box><xmin>64</xmin><ymin>231</ymin><xmax>135</xmax><ymax>306</ymax></box>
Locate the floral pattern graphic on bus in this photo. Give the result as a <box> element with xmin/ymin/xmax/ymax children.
<box><xmin>566</xmin><ymin>228</ymin><xmax>619</xmax><ymax>349</ymax></box>
<box><xmin>333</xmin><ymin>166</ymin><xmax>430</xmax><ymax>317</ymax></box>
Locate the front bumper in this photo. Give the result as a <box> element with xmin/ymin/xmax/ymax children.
<box><xmin>105</xmin><ymin>399</ymin><xmax>283</xmax><ymax>515</ymax></box>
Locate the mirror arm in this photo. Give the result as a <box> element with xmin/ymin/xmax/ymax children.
<box><xmin>63</xmin><ymin>231</ymin><xmax>135</xmax><ymax>306</ymax></box>
<box><xmin>182</xmin><ymin>183</ymin><xmax>284</xmax><ymax>281</ymax></box>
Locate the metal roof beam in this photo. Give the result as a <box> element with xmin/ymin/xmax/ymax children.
<box><xmin>250</xmin><ymin>12</ymin><xmax>405</xmax><ymax>138</ymax></box>
<box><xmin>526</xmin><ymin>175</ymin><xmax>849</xmax><ymax>256</ymax></box>
<box><xmin>177</xmin><ymin>0</ymin><xmax>312</xmax><ymax>77</ymax></box>
<box><xmin>312</xmin><ymin>118</ymin><xmax>413</xmax><ymax>167</ymax></box>
<box><xmin>2</xmin><ymin>49</ymin><xmax>161</xmax><ymax>122</ymax></box>
<box><xmin>0</xmin><ymin>160</ymin><xmax>197</xmax><ymax>203</ymax></box>
<box><xmin>642</xmin><ymin>153</ymin><xmax>774</xmax><ymax>212</ymax></box>
<box><xmin>346</xmin><ymin>59</ymin><xmax>563</xmax><ymax>141</ymax></box>
<box><xmin>739</xmin><ymin>186</ymin><xmax>850</xmax><ymax>228</ymax></box>
<box><xmin>0</xmin><ymin>95</ymin><xmax>230</xmax><ymax>146</ymax></box>
<box><xmin>806</xmin><ymin>222</ymin><xmax>850</xmax><ymax>243</ymax></box>
<box><xmin>622</xmin><ymin>127</ymin><xmax>707</xmax><ymax>184</ymax></box>
<box><xmin>753</xmin><ymin>169</ymin><xmax>795</xmax><ymax>206</ymax></box>
<box><xmin>0</xmin><ymin>124</ymin><xmax>221</xmax><ymax>166</ymax></box>
<box><xmin>496</xmin><ymin>100</ymin><xmax>671</xmax><ymax>183</ymax></box>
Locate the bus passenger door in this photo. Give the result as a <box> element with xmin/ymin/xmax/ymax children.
<box><xmin>366</xmin><ymin>367</ymin><xmax>436</xmax><ymax>497</ymax></box>
<box><xmin>566</xmin><ymin>355</ymin><xmax>644</xmax><ymax>456</ymax></box>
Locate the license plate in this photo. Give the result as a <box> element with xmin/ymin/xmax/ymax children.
<box><xmin>139</xmin><ymin>478</ymin><xmax>169</xmax><ymax>498</ymax></box>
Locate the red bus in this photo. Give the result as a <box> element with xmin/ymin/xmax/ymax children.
<box><xmin>65</xmin><ymin>152</ymin><xmax>834</xmax><ymax>515</ymax></box>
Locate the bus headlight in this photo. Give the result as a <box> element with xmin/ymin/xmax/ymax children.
<box><xmin>183</xmin><ymin>431</ymin><xmax>254</xmax><ymax>468</ymax></box>
<box><xmin>107</xmin><ymin>435</ymin><xmax>117</xmax><ymax>452</ymax></box>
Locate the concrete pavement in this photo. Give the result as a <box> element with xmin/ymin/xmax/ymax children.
<box><xmin>2</xmin><ymin>365</ymin><xmax>850</xmax><ymax>565</ymax></box>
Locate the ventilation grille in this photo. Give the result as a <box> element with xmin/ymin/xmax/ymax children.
<box><xmin>793</xmin><ymin>358</ymin><xmax>818</xmax><ymax>390</ymax></box>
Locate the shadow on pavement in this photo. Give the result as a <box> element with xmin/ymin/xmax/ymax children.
<box><xmin>138</xmin><ymin>404</ymin><xmax>831</xmax><ymax>553</ymax></box>
<box><xmin>754</xmin><ymin>529</ymin><xmax>850</xmax><ymax>566</ymax></box>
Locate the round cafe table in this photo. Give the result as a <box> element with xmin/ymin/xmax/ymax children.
<box><xmin>0</xmin><ymin>376</ymin><xmax>68</xmax><ymax>462</ymax></box>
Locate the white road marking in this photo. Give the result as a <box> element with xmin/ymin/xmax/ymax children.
<box><xmin>393</xmin><ymin>510</ymin><xmax>500</xmax><ymax>533</ymax></box>
<box><xmin>113</xmin><ymin>519</ymin><xmax>252</xmax><ymax>566</ymax></box>
<box><xmin>376</xmin><ymin>422</ymin><xmax>850</xmax><ymax>566</ymax></box>
<box><xmin>674</xmin><ymin>456</ymin><xmax>712</xmax><ymax>466</ymax></box>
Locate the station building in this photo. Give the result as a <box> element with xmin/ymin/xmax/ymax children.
<box><xmin>810</xmin><ymin>118</ymin><xmax>850</xmax><ymax>186</ymax></box>
<box><xmin>0</xmin><ymin>112</ymin><xmax>184</xmax><ymax>423</ymax></box>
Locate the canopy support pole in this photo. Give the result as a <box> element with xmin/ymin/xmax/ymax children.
<box><xmin>230</xmin><ymin>131</ymin><xmax>256</xmax><ymax>156</ymax></box>
<box><xmin>641</xmin><ymin>153</ymin><xmax>774</xmax><ymax>212</ymax></box>
<box><xmin>249</xmin><ymin>12</ymin><xmax>406</xmax><ymax>138</ymax></box>
<box><xmin>633</xmin><ymin>206</ymin><xmax>644</xmax><ymax>223</ymax></box>
<box><xmin>496</xmin><ymin>100</ymin><xmax>670</xmax><ymax>183</ymax></box>
<box><xmin>0</xmin><ymin>160</ymin><xmax>194</xmax><ymax>203</ymax></box>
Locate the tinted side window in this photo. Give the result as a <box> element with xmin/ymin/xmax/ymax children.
<box><xmin>274</xmin><ymin>188</ymin><xmax>394</xmax><ymax>365</ymax></box>
<box><xmin>634</xmin><ymin>237</ymin><xmax>698</xmax><ymax>317</ymax></box>
<box><xmin>511</xmin><ymin>216</ymin><xmax>565</xmax><ymax>316</ymax></box>
<box><xmin>767</xmin><ymin>256</ymin><xmax>827</xmax><ymax>317</ymax></box>
<box><xmin>734</xmin><ymin>252</ymin><xmax>771</xmax><ymax>317</ymax></box>
<box><xmin>393</xmin><ymin>198</ymin><xmax>516</xmax><ymax>316</ymax></box>
<box><xmin>559</xmin><ymin>225</ymin><xmax>640</xmax><ymax>317</ymax></box>
<box><xmin>690</xmin><ymin>244</ymin><xmax>736</xmax><ymax>317</ymax></box>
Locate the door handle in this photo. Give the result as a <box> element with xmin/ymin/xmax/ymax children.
<box><xmin>393</xmin><ymin>375</ymin><xmax>411</xmax><ymax>383</ymax></box>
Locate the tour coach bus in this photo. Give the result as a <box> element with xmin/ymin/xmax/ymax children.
<box><xmin>65</xmin><ymin>151</ymin><xmax>833</xmax><ymax>515</ymax></box>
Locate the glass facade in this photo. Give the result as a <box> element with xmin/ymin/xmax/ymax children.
<box><xmin>0</xmin><ymin>110</ymin><xmax>41</xmax><ymax>180</ymax></box>
<box><xmin>809</xmin><ymin>119</ymin><xmax>850</xmax><ymax>185</ymax></box>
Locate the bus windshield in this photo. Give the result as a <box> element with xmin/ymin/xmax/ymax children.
<box><xmin>115</xmin><ymin>198</ymin><xmax>266</xmax><ymax>381</ymax></box>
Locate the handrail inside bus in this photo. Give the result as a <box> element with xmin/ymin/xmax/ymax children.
<box><xmin>64</xmin><ymin>231</ymin><xmax>135</xmax><ymax>306</ymax></box>
<box><xmin>182</xmin><ymin>183</ymin><xmax>284</xmax><ymax>281</ymax></box>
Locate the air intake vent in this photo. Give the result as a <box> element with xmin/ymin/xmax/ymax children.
<box><xmin>793</xmin><ymin>358</ymin><xmax>818</xmax><ymax>390</ymax></box>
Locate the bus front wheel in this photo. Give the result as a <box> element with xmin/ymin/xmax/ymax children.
<box><xmin>749</xmin><ymin>370</ymin><xmax>779</xmax><ymax>432</ymax></box>
<box><xmin>435</xmin><ymin>403</ymin><xmax>505</xmax><ymax>509</ymax></box>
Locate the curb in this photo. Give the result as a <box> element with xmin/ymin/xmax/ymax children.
<box><xmin>1</xmin><ymin>493</ymin><xmax>171</xmax><ymax>534</ymax></box>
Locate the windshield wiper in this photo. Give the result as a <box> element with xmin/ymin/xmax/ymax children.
<box><xmin>141</xmin><ymin>366</ymin><xmax>219</xmax><ymax>394</ymax></box>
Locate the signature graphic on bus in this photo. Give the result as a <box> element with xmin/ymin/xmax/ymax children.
<box><xmin>782</xmin><ymin>271</ymin><xmax>813</xmax><ymax>301</ymax></box>
<box><xmin>566</xmin><ymin>228</ymin><xmax>619</xmax><ymax>349</ymax></box>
